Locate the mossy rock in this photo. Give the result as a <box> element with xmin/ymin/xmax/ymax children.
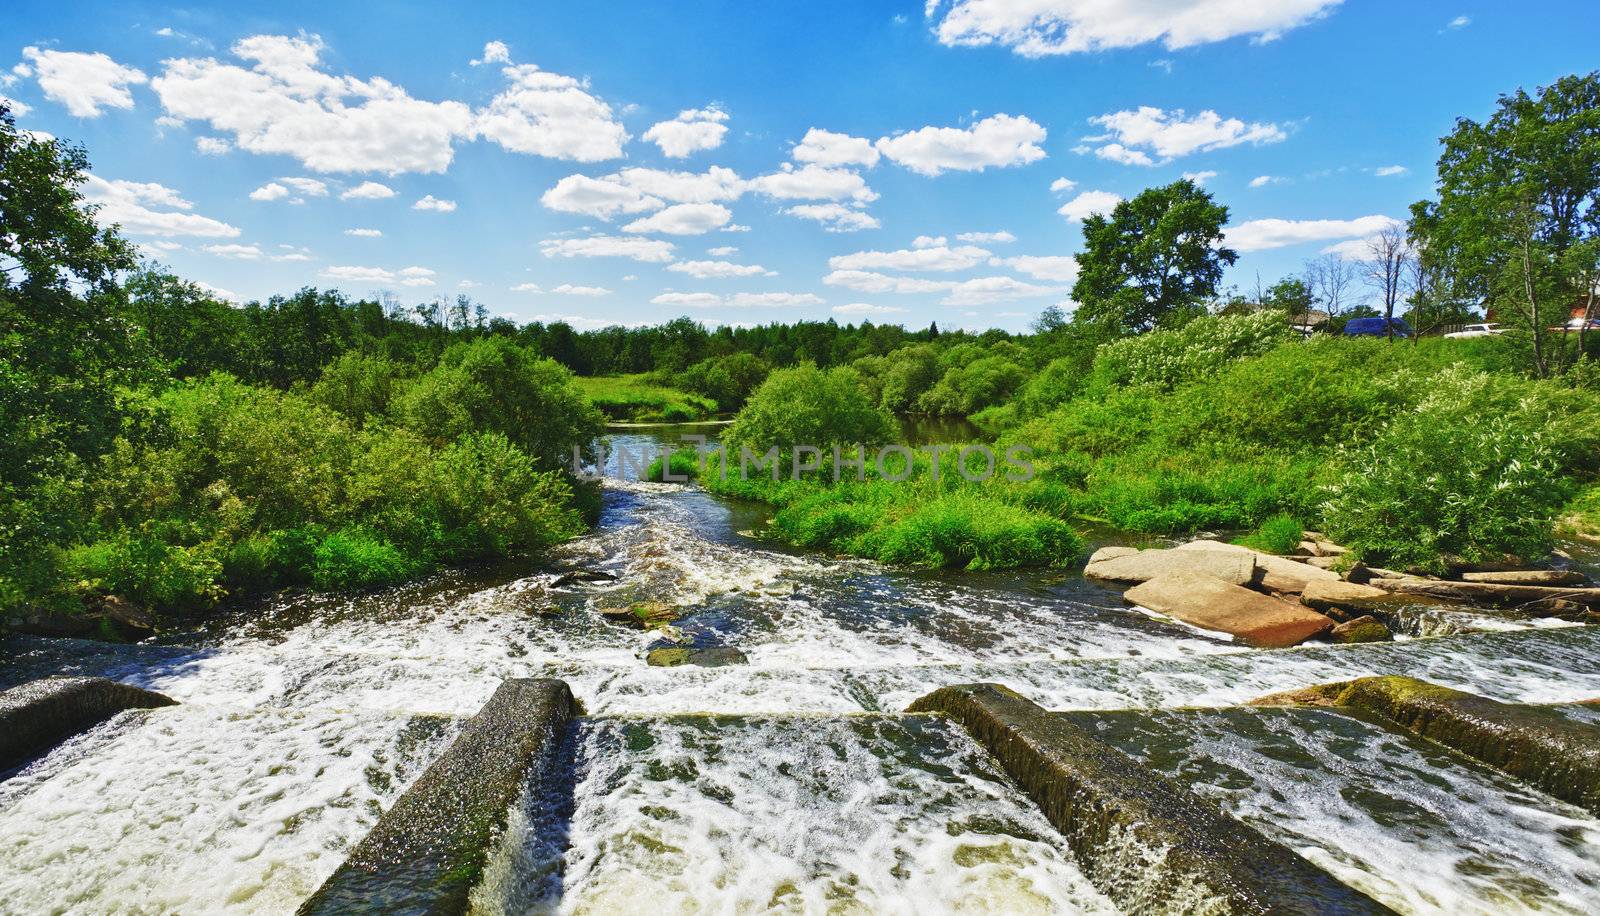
<box><xmin>1330</xmin><ymin>615</ymin><xmax>1392</xmax><ymax>644</ymax></box>
<box><xmin>598</xmin><ymin>601</ymin><xmax>681</xmax><ymax>629</ymax></box>
<box><xmin>646</xmin><ymin>646</ymin><xmax>749</xmax><ymax>668</ymax></box>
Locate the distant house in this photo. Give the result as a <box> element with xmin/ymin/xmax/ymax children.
<box><xmin>1291</xmin><ymin>309</ymin><xmax>1329</xmax><ymax>333</ymax></box>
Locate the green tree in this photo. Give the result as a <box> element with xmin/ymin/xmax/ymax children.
<box><xmin>1411</xmin><ymin>71</ymin><xmax>1600</xmax><ymax>376</ymax></box>
<box><xmin>1072</xmin><ymin>180</ymin><xmax>1237</xmax><ymax>334</ymax></box>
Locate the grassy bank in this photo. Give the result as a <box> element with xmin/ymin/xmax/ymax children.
<box><xmin>573</xmin><ymin>374</ymin><xmax>719</xmax><ymax>422</ymax></box>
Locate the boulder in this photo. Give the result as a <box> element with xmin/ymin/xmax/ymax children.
<box><xmin>1303</xmin><ymin>537</ymin><xmax>1348</xmax><ymax>557</ymax></box>
<box><xmin>1083</xmin><ymin>547</ymin><xmax>1255</xmax><ymax>586</ymax></box>
<box><xmin>646</xmin><ymin>646</ymin><xmax>749</xmax><ymax>668</ymax></box>
<box><xmin>1330</xmin><ymin>616</ymin><xmax>1392</xmax><ymax>644</ymax></box>
<box><xmin>598</xmin><ymin>601</ymin><xmax>681</xmax><ymax>628</ymax></box>
<box><xmin>1</xmin><ymin>677</ymin><xmax>176</xmax><ymax>771</ymax></box>
<box><xmin>12</xmin><ymin>594</ymin><xmax>156</xmax><ymax>643</ymax></box>
<box><xmin>1124</xmin><ymin>571</ymin><xmax>1336</xmax><ymax>648</ymax></box>
<box><xmin>1085</xmin><ymin>546</ymin><xmax>1140</xmax><ymax>565</ymax></box>
<box><xmin>1175</xmin><ymin>540</ymin><xmax>1341</xmax><ymax>594</ymax></box>
<box><xmin>1298</xmin><ymin>580</ymin><xmax>1399</xmax><ymax>613</ymax></box>
<box><xmin>1458</xmin><ymin>569</ymin><xmax>1588</xmax><ymax>586</ymax></box>
<box><xmin>1366</xmin><ymin>577</ymin><xmax>1600</xmax><ymax>610</ymax></box>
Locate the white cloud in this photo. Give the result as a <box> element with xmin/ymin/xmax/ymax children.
<box><xmin>344</xmin><ymin>227</ymin><xmax>382</xmax><ymax>237</ymax></box>
<box><xmin>991</xmin><ymin>254</ymin><xmax>1078</xmax><ymax>282</ymax></box>
<box><xmin>511</xmin><ymin>282</ymin><xmax>544</xmax><ymax>292</ymax></box>
<box><xmin>957</xmin><ymin>230</ymin><xmax>1016</xmax><ymax>244</ymax></box>
<box><xmin>925</xmin><ymin>0</ymin><xmax>1343</xmax><ymax>57</ymax></box>
<box><xmin>471</xmin><ymin>41</ymin><xmax>511</xmax><ymax>66</ymax></box>
<box><xmin>540</xmin><ymin>174</ymin><xmax>662</xmax><ymax>218</ymax></box>
<box><xmin>540</xmin><ymin>234</ymin><xmax>676</xmax><ymax>262</ymax></box>
<box><xmin>1182</xmin><ymin>170</ymin><xmax>1218</xmax><ymax>185</ymax></box>
<box><xmin>551</xmin><ymin>283</ymin><xmax>611</xmax><ymax>296</ymax></box>
<box><xmin>1057</xmin><ymin>189</ymin><xmax>1122</xmax><ymax>221</ymax></box>
<box><xmin>942</xmin><ymin>275</ymin><xmax>1064</xmax><ymax>305</ymax></box>
<box><xmin>22</xmin><ymin>47</ymin><xmax>147</xmax><ymax>117</ymax></box>
<box><xmin>322</xmin><ymin>265</ymin><xmax>395</xmax><ymax>283</ymax></box>
<box><xmin>830</xmin><ymin>244</ymin><xmax>991</xmax><ymax>272</ymax></box>
<box><xmin>708</xmin><ymin>245</ymin><xmax>738</xmax><ymax>256</ymax></box>
<box><xmin>203</xmin><ymin>243</ymin><xmax>262</xmax><ymax>259</ymax></box>
<box><xmin>272</xmin><ymin>245</ymin><xmax>313</xmax><ymax>262</ymax></box>
<box><xmin>249</xmin><ymin>182</ymin><xmax>289</xmax><ymax>201</ymax></box>
<box><xmin>651</xmin><ymin>292</ymin><xmax>723</xmax><ymax>308</ymax></box>
<box><xmin>1049</xmin><ymin>177</ymin><xmax>1077</xmax><ymax>193</ymax></box>
<box><xmin>823</xmin><ymin>270</ymin><xmax>954</xmax><ymax>295</ymax></box>
<box><xmin>413</xmin><ymin>195</ymin><xmax>456</xmax><ymax>212</ymax></box>
<box><xmin>1085</xmin><ymin>107</ymin><xmax>1286</xmax><ymax>164</ymax></box>
<box><xmin>730</xmin><ymin>292</ymin><xmax>824</xmax><ymax>307</ymax></box>
<box><xmin>341</xmin><ymin>181</ymin><xmax>396</xmax><ymax>200</ymax></box>
<box><xmin>833</xmin><ymin>302</ymin><xmax>908</xmax><ymax>315</ymax></box>
<box><xmin>750</xmin><ymin>163</ymin><xmax>877</xmax><ymax>202</ymax></box>
<box><xmin>153</xmin><ymin>34</ymin><xmax>476</xmax><ymax>174</ymax></box>
<box><xmin>669</xmin><ymin>260</ymin><xmax>775</xmax><ymax>279</ymax></box>
<box><xmin>642</xmin><ymin>106</ymin><xmax>728</xmax><ymax>157</ymax></box>
<box><xmin>1249</xmin><ymin>174</ymin><xmax>1283</xmax><ymax>188</ymax></box>
<box><xmin>875</xmin><ymin>113</ymin><xmax>1046</xmax><ymax>176</ymax></box>
<box><xmin>1447</xmin><ymin>15</ymin><xmax>1471</xmax><ymax>29</ymax></box>
<box><xmin>3</xmin><ymin>97</ymin><xmax>32</xmax><ymax>117</ymax></box>
<box><xmin>912</xmin><ymin>235</ymin><xmax>947</xmax><ymax>248</ymax></box>
<box><xmin>280</xmin><ymin>176</ymin><xmax>328</xmax><ymax>196</ymax></box>
<box><xmin>1225</xmin><ymin>215</ymin><xmax>1402</xmax><ymax>252</ymax></box>
<box><xmin>141</xmin><ymin>240</ymin><xmax>183</xmax><ymax>252</ymax></box>
<box><xmin>783</xmin><ymin>203</ymin><xmax>881</xmax><ymax>232</ymax></box>
<box><xmin>81</xmin><ymin>174</ymin><xmax>241</xmax><ymax>237</ymax></box>
<box><xmin>822</xmin><ymin>268</ymin><xmax>1061</xmax><ymax>304</ymax></box>
<box><xmin>623</xmin><ymin>202</ymin><xmax>731</xmax><ymax>235</ymax></box>
<box><xmin>194</xmin><ymin>136</ymin><xmax>231</xmax><ymax>155</ymax></box>
<box><xmin>1374</xmin><ymin>165</ymin><xmax>1408</xmax><ymax>177</ymax></box>
<box><xmin>195</xmin><ymin>281</ymin><xmax>239</xmax><ymax>301</ymax></box>
<box><xmin>792</xmin><ymin>128</ymin><xmax>880</xmax><ymax>168</ymax></box>
<box><xmin>477</xmin><ymin>62</ymin><xmax>628</xmax><ymax>162</ymax></box>
<box><xmin>616</xmin><ymin>166</ymin><xmax>746</xmax><ymax>203</ymax></box>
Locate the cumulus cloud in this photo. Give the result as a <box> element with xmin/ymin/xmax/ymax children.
<box><xmin>82</xmin><ymin>174</ymin><xmax>241</xmax><ymax>237</ymax></box>
<box><xmin>1049</xmin><ymin>177</ymin><xmax>1077</xmax><ymax>193</ymax></box>
<box><xmin>792</xmin><ymin>128</ymin><xmax>880</xmax><ymax>168</ymax></box>
<box><xmin>783</xmin><ymin>203</ymin><xmax>881</xmax><ymax>232</ymax></box>
<box><xmin>540</xmin><ymin>174</ymin><xmax>662</xmax><ymax>218</ymax></box>
<box><xmin>413</xmin><ymin>195</ymin><xmax>457</xmax><ymax>212</ymax></box>
<box><xmin>1447</xmin><ymin>15</ymin><xmax>1471</xmax><ymax>29</ymax></box>
<box><xmin>1057</xmin><ymin>189</ymin><xmax>1122</xmax><ymax>221</ymax></box>
<box><xmin>750</xmin><ymin>163</ymin><xmax>877</xmax><ymax>202</ymax></box>
<box><xmin>540</xmin><ymin>234</ymin><xmax>676</xmax><ymax>262</ymax></box>
<box><xmin>194</xmin><ymin>136</ymin><xmax>231</xmax><ymax>155</ymax></box>
<box><xmin>511</xmin><ymin>282</ymin><xmax>544</xmax><ymax>292</ymax></box>
<box><xmin>668</xmin><ymin>259</ymin><xmax>775</xmax><ymax>279</ymax></box>
<box><xmin>990</xmin><ymin>254</ymin><xmax>1078</xmax><ymax>282</ymax></box>
<box><xmin>650</xmin><ymin>292</ymin><xmax>723</xmax><ymax>308</ymax></box>
<box><xmin>642</xmin><ymin>106</ymin><xmax>728</xmax><ymax>157</ymax></box>
<box><xmin>471</xmin><ymin>41</ymin><xmax>511</xmax><ymax>66</ymax></box>
<box><xmin>344</xmin><ymin>227</ymin><xmax>382</xmax><ymax>237</ymax></box>
<box><xmin>941</xmin><ymin>275</ymin><xmax>1064</xmax><ymax>306</ymax></box>
<box><xmin>616</xmin><ymin>166</ymin><xmax>746</xmax><ymax>203</ymax></box>
<box><xmin>1249</xmin><ymin>174</ymin><xmax>1284</xmax><ymax>188</ymax></box>
<box><xmin>253</xmin><ymin>176</ymin><xmax>327</xmax><ymax>203</ymax></box>
<box><xmin>656</xmin><ymin>291</ymin><xmax>822</xmax><ymax>309</ymax></box>
<box><xmin>322</xmin><ymin>265</ymin><xmax>397</xmax><ymax>283</ymax></box>
<box><xmin>1225</xmin><ymin>215</ymin><xmax>1402</xmax><ymax>252</ymax></box>
<box><xmin>623</xmin><ymin>202</ymin><xmax>732</xmax><ymax>235</ymax></box>
<box><xmin>957</xmin><ymin>230</ymin><xmax>1016</xmax><ymax>244</ymax></box>
<box><xmin>280</xmin><ymin>177</ymin><xmax>328</xmax><ymax>196</ymax></box>
<box><xmin>833</xmin><ymin>303</ymin><xmax>908</xmax><ymax>315</ymax></box>
<box><xmin>823</xmin><ymin>270</ymin><xmax>956</xmax><ymax>295</ymax></box>
<box><xmin>829</xmin><ymin>244</ymin><xmax>992</xmax><ymax>272</ymax></box>
<box><xmin>399</xmin><ymin>265</ymin><xmax>436</xmax><ymax>287</ymax></box>
<box><xmin>875</xmin><ymin>113</ymin><xmax>1046</xmax><ymax>176</ymax></box>
<box><xmin>925</xmin><ymin>0</ymin><xmax>1343</xmax><ymax>57</ymax></box>
<box><xmin>341</xmin><ymin>181</ymin><xmax>395</xmax><ymax>200</ymax></box>
<box><xmin>1085</xmin><ymin>107</ymin><xmax>1286</xmax><ymax>164</ymax></box>
<box><xmin>708</xmin><ymin>245</ymin><xmax>738</xmax><ymax>256</ymax></box>
<box><xmin>822</xmin><ymin>268</ymin><xmax>1062</xmax><ymax>304</ymax></box>
<box><xmin>22</xmin><ymin>47</ymin><xmax>147</xmax><ymax>117</ymax></box>
<box><xmin>1182</xmin><ymin>170</ymin><xmax>1217</xmax><ymax>185</ymax></box>
<box><xmin>476</xmin><ymin>62</ymin><xmax>628</xmax><ymax>161</ymax></box>
<box><xmin>551</xmin><ymin>283</ymin><xmax>610</xmax><ymax>296</ymax></box>
<box><xmin>249</xmin><ymin>182</ymin><xmax>289</xmax><ymax>202</ymax></box>
<box><xmin>203</xmin><ymin>243</ymin><xmax>261</xmax><ymax>259</ymax></box>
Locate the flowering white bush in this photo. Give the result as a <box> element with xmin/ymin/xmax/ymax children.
<box><xmin>1094</xmin><ymin>310</ymin><xmax>1295</xmax><ymax>389</ymax></box>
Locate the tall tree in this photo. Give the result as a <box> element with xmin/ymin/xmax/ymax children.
<box><xmin>1363</xmin><ymin>225</ymin><xmax>1414</xmax><ymax>340</ymax></box>
<box><xmin>1411</xmin><ymin>71</ymin><xmax>1600</xmax><ymax>375</ymax></box>
<box><xmin>1071</xmin><ymin>180</ymin><xmax>1237</xmax><ymax>333</ymax></box>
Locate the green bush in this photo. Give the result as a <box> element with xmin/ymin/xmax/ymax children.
<box><xmin>427</xmin><ymin>432</ymin><xmax>585</xmax><ymax>558</ymax></box>
<box><xmin>309</xmin><ymin>352</ymin><xmax>408</xmax><ymax>426</ymax></box>
<box><xmin>1238</xmin><ymin>514</ymin><xmax>1305</xmax><ymax>555</ymax></box>
<box><xmin>66</xmin><ymin>531</ymin><xmax>224</xmax><ymax>609</ymax></box>
<box><xmin>645</xmin><ymin>450</ymin><xmax>701</xmax><ymax>482</ymax></box>
<box><xmin>1092</xmin><ymin>310</ymin><xmax>1295</xmax><ymax>391</ymax></box>
<box><xmin>722</xmin><ymin>364</ymin><xmax>894</xmax><ymax>468</ymax></box>
<box><xmin>311</xmin><ymin>527</ymin><xmax>422</xmax><ymax>589</ymax></box>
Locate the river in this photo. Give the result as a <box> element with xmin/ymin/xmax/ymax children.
<box><xmin>2</xmin><ymin>426</ymin><xmax>1598</xmax><ymax>913</ymax></box>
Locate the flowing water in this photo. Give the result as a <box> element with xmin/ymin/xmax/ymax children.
<box><xmin>2</xmin><ymin>426</ymin><xmax>1598</xmax><ymax>913</ymax></box>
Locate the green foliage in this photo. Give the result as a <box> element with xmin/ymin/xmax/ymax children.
<box><xmin>645</xmin><ymin>450</ymin><xmax>701</xmax><ymax>482</ymax></box>
<box><xmin>311</xmin><ymin>527</ymin><xmax>422</xmax><ymax>589</ymax></box>
<box><xmin>427</xmin><ymin>432</ymin><xmax>586</xmax><ymax>558</ymax></box>
<box><xmin>1238</xmin><ymin>515</ymin><xmax>1306</xmax><ymax>555</ymax></box>
<box><xmin>1320</xmin><ymin>368</ymin><xmax>1581</xmax><ymax>570</ymax></box>
<box><xmin>572</xmin><ymin>374</ymin><xmax>717</xmax><ymax>422</ymax></box>
<box><xmin>675</xmin><ymin>352</ymin><xmax>770</xmax><ymax>411</ymax></box>
<box><xmin>722</xmin><ymin>364</ymin><xmax>894</xmax><ymax>465</ymax></box>
<box><xmin>1091</xmin><ymin>310</ymin><xmax>1295</xmax><ymax>390</ymax></box>
<box><xmin>310</xmin><ymin>352</ymin><xmax>409</xmax><ymax>425</ymax></box>
<box><xmin>1072</xmin><ymin>179</ymin><xmax>1238</xmax><ymax>333</ymax></box>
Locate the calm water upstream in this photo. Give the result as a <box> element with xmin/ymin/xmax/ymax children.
<box><xmin>2</xmin><ymin>425</ymin><xmax>1598</xmax><ymax>913</ymax></box>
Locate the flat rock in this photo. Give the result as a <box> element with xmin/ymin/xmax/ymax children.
<box><xmin>1330</xmin><ymin>615</ymin><xmax>1393</xmax><ymax>644</ymax></box>
<box><xmin>1175</xmin><ymin>540</ymin><xmax>1341</xmax><ymax>594</ymax></box>
<box><xmin>1459</xmin><ymin>569</ymin><xmax>1588</xmax><ymax>586</ymax></box>
<box><xmin>1299</xmin><ymin>580</ymin><xmax>1400</xmax><ymax>613</ymax></box>
<box><xmin>1083</xmin><ymin>548</ymin><xmax>1255</xmax><ymax>586</ymax></box>
<box><xmin>1367</xmin><ymin>577</ymin><xmax>1600</xmax><ymax>610</ymax></box>
<box><xmin>646</xmin><ymin>646</ymin><xmax>749</xmax><ymax>668</ymax></box>
<box><xmin>1085</xmin><ymin>546</ymin><xmax>1140</xmax><ymax>565</ymax></box>
<box><xmin>1124</xmin><ymin>571</ymin><xmax>1335</xmax><ymax>648</ymax></box>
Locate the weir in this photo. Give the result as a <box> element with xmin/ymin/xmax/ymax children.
<box><xmin>0</xmin><ymin>676</ymin><xmax>176</xmax><ymax>772</ymax></box>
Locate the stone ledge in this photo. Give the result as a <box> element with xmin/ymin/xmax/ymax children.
<box><xmin>909</xmin><ymin>683</ymin><xmax>1392</xmax><ymax>915</ymax></box>
<box><xmin>0</xmin><ymin>676</ymin><xmax>176</xmax><ymax>772</ymax></box>
<box><xmin>1252</xmin><ymin>676</ymin><xmax>1600</xmax><ymax>815</ymax></box>
<box><xmin>298</xmin><ymin>679</ymin><xmax>582</xmax><ymax>915</ymax></box>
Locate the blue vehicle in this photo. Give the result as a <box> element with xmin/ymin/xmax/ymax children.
<box><xmin>1343</xmin><ymin>316</ymin><xmax>1414</xmax><ymax>337</ymax></box>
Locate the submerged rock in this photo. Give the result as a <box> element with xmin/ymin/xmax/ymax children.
<box><xmin>1330</xmin><ymin>615</ymin><xmax>1393</xmax><ymax>644</ymax></box>
<box><xmin>1083</xmin><ymin>547</ymin><xmax>1256</xmax><ymax>586</ymax></box>
<box><xmin>0</xmin><ymin>676</ymin><xmax>176</xmax><ymax>771</ymax></box>
<box><xmin>1124</xmin><ymin>571</ymin><xmax>1336</xmax><ymax>648</ymax></box>
<box><xmin>645</xmin><ymin>646</ymin><xmax>749</xmax><ymax>668</ymax></box>
<box><xmin>599</xmin><ymin>601</ymin><xmax>681</xmax><ymax>629</ymax></box>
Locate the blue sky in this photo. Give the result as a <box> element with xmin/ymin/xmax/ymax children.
<box><xmin>5</xmin><ymin>1</ymin><xmax>1597</xmax><ymax>332</ymax></box>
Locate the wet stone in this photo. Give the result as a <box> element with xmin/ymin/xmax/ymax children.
<box><xmin>646</xmin><ymin>646</ymin><xmax>750</xmax><ymax>668</ymax></box>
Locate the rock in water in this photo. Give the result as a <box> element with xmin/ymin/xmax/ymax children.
<box><xmin>1459</xmin><ymin>569</ymin><xmax>1589</xmax><ymax>586</ymax></box>
<box><xmin>1124</xmin><ymin>571</ymin><xmax>1336</xmax><ymax>648</ymax></box>
<box><xmin>646</xmin><ymin>646</ymin><xmax>749</xmax><ymax>667</ymax></box>
<box><xmin>1299</xmin><ymin>580</ymin><xmax>1401</xmax><ymax>613</ymax></box>
<box><xmin>1175</xmin><ymin>540</ymin><xmax>1342</xmax><ymax>594</ymax></box>
<box><xmin>1330</xmin><ymin>615</ymin><xmax>1393</xmax><ymax>643</ymax></box>
<box><xmin>1083</xmin><ymin>547</ymin><xmax>1256</xmax><ymax>586</ymax></box>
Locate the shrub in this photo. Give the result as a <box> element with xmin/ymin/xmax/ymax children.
<box><xmin>860</xmin><ymin>495</ymin><xmax>1082</xmax><ymax>570</ymax></box>
<box><xmin>1092</xmin><ymin>310</ymin><xmax>1295</xmax><ymax>391</ymax></box>
<box><xmin>65</xmin><ymin>531</ymin><xmax>224</xmax><ymax>608</ymax></box>
<box><xmin>722</xmin><ymin>364</ymin><xmax>894</xmax><ymax>467</ymax></box>
<box><xmin>309</xmin><ymin>352</ymin><xmax>408</xmax><ymax>426</ymax></box>
<box><xmin>917</xmin><ymin>355</ymin><xmax>1029</xmax><ymax>416</ymax></box>
<box><xmin>310</xmin><ymin>527</ymin><xmax>421</xmax><ymax>589</ymax></box>
<box><xmin>645</xmin><ymin>450</ymin><xmax>701</xmax><ymax>482</ymax></box>
<box><xmin>1238</xmin><ymin>514</ymin><xmax>1305</xmax><ymax>555</ymax></box>
<box><xmin>427</xmin><ymin>432</ymin><xmax>585</xmax><ymax>558</ymax></box>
